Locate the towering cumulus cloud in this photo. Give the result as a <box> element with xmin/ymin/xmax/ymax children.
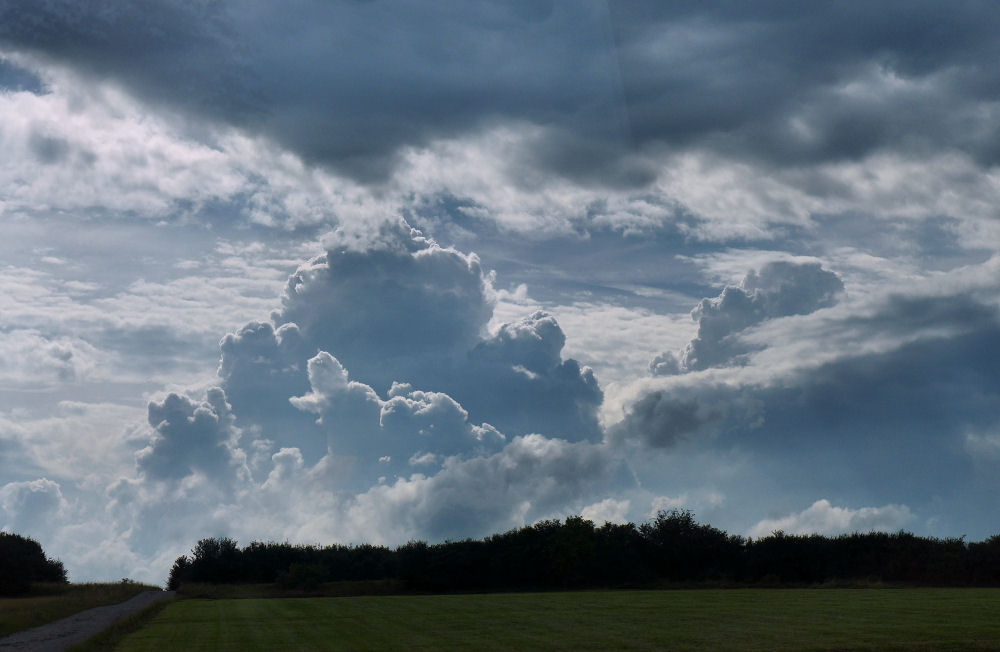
<box><xmin>219</xmin><ymin>221</ymin><xmax>602</xmax><ymax>464</ymax></box>
<box><xmin>277</xmin><ymin>222</ymin><xmax>494</xmax><ymax>392</ymax></box>
<box><xmin>115</xmin><ymin>221</ymin><xmax>610</xmax><ymax>555</ymax></box>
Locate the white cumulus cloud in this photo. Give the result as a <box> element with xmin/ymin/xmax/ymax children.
<box><xmin>748</xmin><ymin>499</ymin><xmax>914</xmax><ymax>538</ymax></box>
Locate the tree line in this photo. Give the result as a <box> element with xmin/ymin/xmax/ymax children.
<box><xmin>168</xmin><ymin>510</ymin><xmax>1000</xmax><ymax>591</ymax></box>
<box><xmin>0</xmin><ymin>532</ymin><xmax>68</xmax><ymax>595</ymax></box>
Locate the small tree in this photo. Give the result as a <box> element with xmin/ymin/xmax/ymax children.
<box><xmin>167</xmin><ymin>555</ymin><xmax>191</xmax><ymax>590</ymax></box>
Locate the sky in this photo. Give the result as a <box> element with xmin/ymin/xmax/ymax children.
<box><xmin>1</xmin><ymin>1</ymin><xmax>999</xmax><ymax>584</ymax></box>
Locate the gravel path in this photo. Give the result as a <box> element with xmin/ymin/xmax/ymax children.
<box><xmin>0</xmin><ymin>590</ymin><xmax>175</xmax><ymax>652</ymax></box>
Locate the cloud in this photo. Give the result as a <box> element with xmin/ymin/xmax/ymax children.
<box><xmin>290</xmin><ymin>352</ymin><xmax>381</xmax><ymax>421</ymax></box>
<box><xmin>3</xmin><ymin>1</ymin><xmax>1000</xmax><ymax>589</ymax></box>
<box><xmin>647</xmin><ymin>491</ymin><xmax>724</xmax><ymax>518</ymax></box>
<box><xmin>288</xmin><ymin>351</ymin><xmax>505</xmax><ymax>481</ymax></box>
<box><xmin>465</xmin><ymin>311</ymin><xmax>603</xmax><ymax>440</ymax></box>
<box><xmin>218</xmin><ymin>222</ymin><xmax>602</xmax><ymax>443</ymax></box>
<box><xmin>0</xmin><ymin>402</ymin><xmax>142</xmax><ymax>485</ymax></box>
<box><xmin>59</xmin><ymin>222</ymin><xmax>617</xmax><ymax>580</ymax></box>
<box><xmin>650</xmin><ymin>261</ymin><xmax>843</xmax><ymax>374</ymax></box>
<box><xmin>965</xmin><ymin>430</ymin><xmax>1000</xmax><ymax>461</ymax></box>
<box><xmin>610</xmin><ymin>281</ymin><xmax>1000</xmax><ymax>542</ymax></box>
<box><xmin>136</xmin><ymin>389</ymin><xmax>247</xmax><ymax>486</ymax></box>
<box><xmin>277</xmin><ymin>221</ymin><xmax>493</xmax><ymax>392</ymax></box>
<box><xmin>580</xmin><ymin>497</ymin><xmax>631</xmax><ymax>525</ymax></box>
<box><xmin>218</xmin><ymin>320</ymin><xmax>315</xmax><ymax>447</ymax></box>
<box><xmin>86</xmin><ymin>222</ymin><xmax>997</xmax><ymax>582</ymax></box>
<box><xmin>547</xmin><ymin>303</ymin><xmax>696</xmax><ymax>393</ymax></box>
<box><xmin>0</xmin><ymin>228</ymin><xmax>310</xmax><ymax>417</ymax></box>
<box><xmin>609</xmin><ymin>383</ymin><xmax>762</xmax><ymax>450</ymax></box>
<box><xmin>0</xmin><ymin>478</ymin><xmax>66</xmax><ymax>535</ymax></box>
<box><xmin>0</xmin><ymin>54</ymin><xmax>398</xmax><ymax>232</ymax></box>
<box><xmin>0</xmin><ymin>1</ymin><xmax>629</xmax><ymax>184</ymax></box>
<box><xmin>748</xmin><ymin>499</ymin><xmax>914</xmax><ymax>538</ymax></box>
<box><xmin>0</xmin><ymin>65</ymin><xmax>246</xmax><ymax>220</ymax></box>
<box><xmin>5</xmin><ymin>32</ymin><xmax>1000</xmax><ymax>250</ymax></box>
<box><xmin>649</xmin><ymin>494</ymin><xmax>689</xmax><ymax>515</ymax></box>
<box><xmin>0</xmin><ymin>329</ymin><xmax>100</xmax><ymax>386</ymax></box>
<box><xmin>380</xmin><ymin>387</ymin><xmax>505</xmax><ymax>458</ymax></box>
<box><xmin>5</xmin><ymin>1</ymin><xmax>1000</xmax><ymax>189</ymax></box>
<box><xmin>611</xmin><ymin>3</ymin><xmax>1000</xmax><ymax>166</ymax></box>
<box><xmin>626</xmin><ymin>294</ymin><xmax>1000</xmax><ymax>456</ymax></box>
<box><xmin>344</xmin><ymin>434</ymin><xmax>621</xmax><ymax>543</ymax></box>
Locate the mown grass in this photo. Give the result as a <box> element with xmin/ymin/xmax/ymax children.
<box><xmin>115</xmin><ymin>588</ymin><xmax>1000</xmax><ymax>651</ymax></box>
<box><xmin>0</xmin><ymin>582</ymin><xmax>161</xmax><ymax>638</ymax></box>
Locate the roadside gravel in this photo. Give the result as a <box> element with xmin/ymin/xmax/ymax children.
<box><xmin>0</xmin><ymin>590</ymin><xmax>174</xmax><ymax>651</ymax></box>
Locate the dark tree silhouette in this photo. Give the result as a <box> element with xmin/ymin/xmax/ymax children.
<box><xmin>167</xmin><ymin>512</ymin><xmax>1000</xmax><ymax>592</ymax></box>
<box><xmin>0</xmin><ymin>532</ymin><xmax>67</xmax><ymax>595</ymax></box>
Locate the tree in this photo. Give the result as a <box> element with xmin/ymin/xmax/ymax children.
<box><xmin>188</xmin><ymin>537</ymin><xmax>242</xmax><ymax>583</ymax></box>
<box><xmin>167</xmin><ymin>555</ymin><xmax>191</xmax><ymax>591</ymax></box>
<box><xmin>0</xmin><ymin>532</ymin><xmax>67</xmax><ymax>595</ymax></box>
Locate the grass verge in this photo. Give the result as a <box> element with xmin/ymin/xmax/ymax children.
<box><xmin>115</xmin><ymin>587</ymin><xmax>1000</xmax><ymax>651</ymax></box>
<box><xmin>0</xmin><ymin>583</ymin><xmax>161</xmax><ymax>638</ymax></box>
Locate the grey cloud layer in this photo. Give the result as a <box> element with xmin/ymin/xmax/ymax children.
<box><xmin>5</xmin><ymin>1</ymin><xmax>998</xmax><ymax>183</ymax></box>
<box><xmin>611</xmin><ymin>1</ymin><xmax>1000</xmax><ymax>165</ymax></box>
<box><xmin>0</xmin><ymin>1</ymin><xmax>624</xmax><ymax>183</ymax></box>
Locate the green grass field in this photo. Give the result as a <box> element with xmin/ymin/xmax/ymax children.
<box><xmin>113</xmin><ymin>588</ymin><xmax>1000</xmax><ymax>651</ymax></box>
<box><xmin>0</xmin><ymin>583</ymin><xmax>160</xmax><ymax>638</ymax></box>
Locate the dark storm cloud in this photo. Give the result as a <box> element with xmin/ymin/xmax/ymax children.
<box><xmin>0</xmin><ymin>0</ymin><xmax>625</xmax><ymax>183</ymax></box>
<box><xmin>0</xmin><ymin>1</ymin><xmax>258</xmax><ymax>119</ymax></box>
<box><xmin>6</xmin><ymin>1</ymin><xmax>994</xmax><ymax>184</ymax></box>
<box><xmin>610</xmin><ymin>1</ymin><xmax>1000</xmax><ymax>166</ymax></box>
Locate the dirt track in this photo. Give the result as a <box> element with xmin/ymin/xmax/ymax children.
<box><xmin>0</xmin><ymin>590</ymin><xmax>174</xmax><ymax>651</ymax></box>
